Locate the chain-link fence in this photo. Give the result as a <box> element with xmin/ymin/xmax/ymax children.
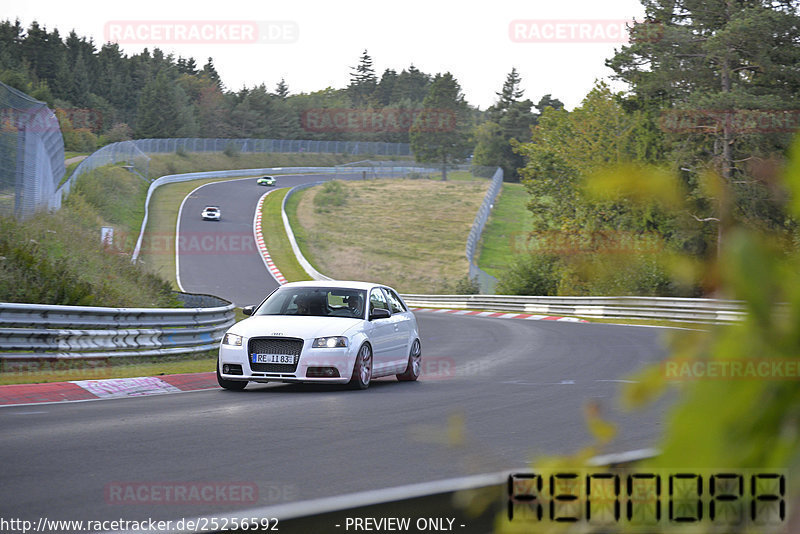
<box><xmin>133</xmin><ymin>138</ymin><xmax>411</xmax><ymax>156</ymax></box>
<box><xmin>56</xmin><ymin>140</ymin><xmax>150</xmax><ymax>208</ymax></box>
<box><xmin>466</xmin><ymin>167</ymin><xmax>503</xmax><ymax>294</ymax></box>
<box><xmin>0</xmin><ymin>81</ymin><xmax>65</xmax><ymax>219</ymax></box>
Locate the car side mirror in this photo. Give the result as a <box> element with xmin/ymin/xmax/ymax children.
<box><xmin>369</xmin><ymin>308</ymin><xmax>391</xmax><ymax>321</ymax></box>
<box><xmin>242</xmin><ymin>305</ymin><xmax>255</xmax><ymax>316</ymax></box>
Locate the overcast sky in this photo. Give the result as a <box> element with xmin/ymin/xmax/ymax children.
<box><xmin>8</xmin><ymin>0</ymin><xmax>646</xmax><ymax>110</ymax></box>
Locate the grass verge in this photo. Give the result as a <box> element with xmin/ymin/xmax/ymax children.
<box><xmin>285</xmin><ymin>177</ymin><xmax>489</xmax><ymax>293</ymax></box>
<box><xmin>476</xmin><ymin>182</ymin><xmax>534</xmax><ymax>278</ymax></box>
<box><xmin>0</xmin><ymin>353</ymin><xmax>218</xmax><ymax>385</ymax></box>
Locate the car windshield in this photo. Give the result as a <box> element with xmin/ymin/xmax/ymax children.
<box><xmin>255</xmin><ymin>287</ymin><xmax>367</xmax><ymax>318</ymax></box>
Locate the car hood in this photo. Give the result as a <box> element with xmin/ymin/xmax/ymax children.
<box><xmin>229</xmin><ymin>315</ymin><xmax>362</xmax><ymax>341</ymax></box>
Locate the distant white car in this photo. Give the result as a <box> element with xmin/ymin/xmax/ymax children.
<box><xmin>217</xmin><ymin>281</ymin><xmax>421</xmax><ymax>390</ymax></box>
<box><xmin>201</xmin><ymin>206</ymin><xmax>221</xmax><ymax>221</ymax></box>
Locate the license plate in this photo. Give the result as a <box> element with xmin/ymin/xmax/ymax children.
<box><xmin>252</xmin><ymin>353</ymin><xmax>295</xmax><ymax>364</ymax></box>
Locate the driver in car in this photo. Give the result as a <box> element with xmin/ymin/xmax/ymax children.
<box><xmin>347</xmin><ymin>294</ymin><xmax>364</xmax><ymax>318</ymax></box>
<box><xmin>295</xmin><ymin>295</ymin><xmax>311</xmax><ymax>315</ymax></box>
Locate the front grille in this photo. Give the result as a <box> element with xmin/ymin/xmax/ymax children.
<box><xmin>248</xmin><ymin>337</ymin><xmax>303</xmax><ymax>373</ymax></box>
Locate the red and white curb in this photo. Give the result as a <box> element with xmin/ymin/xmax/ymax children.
<box><xmin>254</xmin><ymin>191</ymin><xmax>287</xmax><ymax>285</ymax></box>
<box><xmin>410</xmin><ymin>308</ymin><xmax>588</xmax><ymax>322</ymax></box>
<box><xmin>0</xmin><ymin>372</ymin><xmax>218</xmax><ymax>407</ymax></box>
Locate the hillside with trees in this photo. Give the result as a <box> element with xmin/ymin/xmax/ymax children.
<box><xmin>0</xmin><ymin>23</ymin><xmax>480</xmax><ymax>156</ymax></box>
<box><xmin>496</xmin><ymin>0</ymin><xmax>800</xmax><ymax>298</ymax></box>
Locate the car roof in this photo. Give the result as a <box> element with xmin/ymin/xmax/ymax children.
<box><xmin>279</xmin><ymin>280</ymin><xmax>391</xmax><ymax>291</ymax></box>
<box><xmin>204</xmin><ymin>206</ymin><xmax>219</xmax><ymax>210</ymax></box>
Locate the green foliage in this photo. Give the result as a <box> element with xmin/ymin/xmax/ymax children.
<box><xmin>222</xmin><ymin>142</ymin><xmax>240</xmax><ymax>158</ymax></box>
<box><xmin>313</xmin><ymin>180</ymin><xmax>347</xmax><ymax>211</ymax></box>
<box><xmin>613</xmin><ymin>139</ymin><xmax>800</xmax><ymax>523</ymax></box>
<box><xmin>0</xmin><ymin>194</ymin><xmax>177</xmax><ymax>307</ymax></box>
<box><xmin>72</xmin><ymin>166</ymin><xmax>147</xmax><ymax>231</ymax></box>
<box><xmin>606</xmin><ymin>1</ymin><xmax>800</xmax><ymax>236</ymax></box>
<box><xmin>347</xmin><ymin>49</ymin><xmax>377</xmax><ymax>107</ymax></box>
<box><xmin>496</xmin><ymin>254</ymin><xmax>560</xmax><ymax>296</ymax></box>
<box><xmin>448</xmin><ymin>275</ymin><xmax>480</xmax><ymax>295</ymax></box>
<box><xmin>409</xmin><ymin>72</ymin><xmax>473</xmax><ymax>178</ymax></box>
<box><xmin>135</xmin><ymin>69</ymin><xmax>197</xmax><ymax>138</ymax></box>
<box><xmin>100</xmin><ymin>123</ymin><xmax>132</xmax><ymax>144</ymax></box>
<box><xmin>476</xmin><ymin>69</ymin><xmax>542</xmax><ymax>181</ymax></box>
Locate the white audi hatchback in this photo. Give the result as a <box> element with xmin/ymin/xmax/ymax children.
<box><xmin>217</xmin><ymin>281</ymin><xmax>421</xmax><ymax>390</ymax></box>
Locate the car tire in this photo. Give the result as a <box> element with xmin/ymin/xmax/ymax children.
<box><xmin>396</xmin><ymin>339</ymin><xmax>421</xmax><ymax>382</ymax></box>
<box><xmin>217</xmin><ymin>360</ymin><xmax>247</xmax><ymax>391</ymax></box>
<box><xmin>348</xmin><ymin>343</ymin><xmax>372</xmax><ymax>390</ymax></box>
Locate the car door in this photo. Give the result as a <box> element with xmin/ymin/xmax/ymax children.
<box><xmin>383</xmin><ymin>287</ymin><xmax>413</xmax><ymax>371</ymax></box>
<box><xmin>367</xmin><ymin>288</ymin><xmax>395</xmax><ymax>373</ymax></box>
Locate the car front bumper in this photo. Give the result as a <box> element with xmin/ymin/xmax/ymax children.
<box><xmin>218</xmin><ymin>340</ymin><xmax>356</xmax><ymax>384</ymax></box>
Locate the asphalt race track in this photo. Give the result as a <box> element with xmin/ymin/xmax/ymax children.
<box><xmin>0</xmin><ymin>174</ymin><xmax>675</xmax><ymax>529</ymax></box>
<box><xmin>177</xmin><ymin>172</ymin><xmax>361</xmax><ymax>306</ymax></box>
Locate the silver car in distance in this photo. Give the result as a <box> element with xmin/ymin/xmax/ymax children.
<box><xmin>217</xmin><ymin>281</ymin><xmax>421</xmax><ymax>390</ymax></box>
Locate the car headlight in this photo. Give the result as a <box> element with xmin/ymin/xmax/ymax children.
<box><xmin>223</xmin><ymin>333</ymin><xmax>243</xmax><ymax>346</ymax></box>
<box><xmin>312</xmin><ymin>336</ymin><xmax>348</xmax><ymax>348</ymax></box>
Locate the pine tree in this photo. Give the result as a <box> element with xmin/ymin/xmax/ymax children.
<box><xmin>347</xmin><ymin>49</ymin><xmax>377</xmax><ymax>107</ymax></box>
<box><xmin>274</xmin><ymin>78</ymin><xmax>289</xmax><ymax>99</ymax></box>
<box><xmin>201</xmin><ymin>57</ymin><xmax>221</xmax><ymax>89</ymax></box>
<box><xmin>375</xmin><ymin>68</ymin><xmax>397</xmax><ymax>106</ymax></box>
<box><xmin>392</xmin><ymin>65</ymin><xmax>430</xmax><ymax>103</ymax></box>
<box><xmin>495</xmin><ymin>67</ymin><xmax>524</xmax><ymax>110</ymax></box>
<box><xmin>409</xmin><ymin>72</ymin><xmax>471</xmax><ymax>179</ymax></box>
<box><xmin>135</xmin><ymin>69</ymin><xmax>182</xmax><ymax>137</ymax></box>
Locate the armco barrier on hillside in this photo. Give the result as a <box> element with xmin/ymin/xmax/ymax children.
<box><xmin>0</xmin><ymin>293</ymin><xmax>234</xmax><ymax>362</ymax></box>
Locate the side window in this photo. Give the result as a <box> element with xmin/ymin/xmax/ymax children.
<box><xmin>384</xmin><ymin>288</ymin><xmax>406</xmax><ymax>314</ymax></box>
<box><xmin>369</xmin><ymin>288</ymin><xmax>389</xmax><ymax>313</ymax></box>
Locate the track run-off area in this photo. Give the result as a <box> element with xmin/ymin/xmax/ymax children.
<box><xmin>0</xmin><ymin>173</ymin><xmax>674</xmax><ymax>529</ymax></box>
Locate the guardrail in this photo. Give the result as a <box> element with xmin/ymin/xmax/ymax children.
<box><xmin>0</xmin><ymin>293</ymin><xmax>235</xmax><ymax>361</ymax></box>
<box><xmin>281</xmin><ymin>182</ymin><xmax>332</xmax><ymax>281</ymax></box>
<box><xmin>401</xmin><ymin>294</ymin><xmax>747</xmax><ymax>324</ymax></box>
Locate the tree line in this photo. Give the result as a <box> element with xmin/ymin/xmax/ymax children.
<box><xmin>498</xmin><ymin>0</ymin><xmax>800</xmax><ymax>297</ymax></box>
<box><xmin>0</xmin><ymin>22</ymin><xmax>527</xmax><ymax>162</ymax></box>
